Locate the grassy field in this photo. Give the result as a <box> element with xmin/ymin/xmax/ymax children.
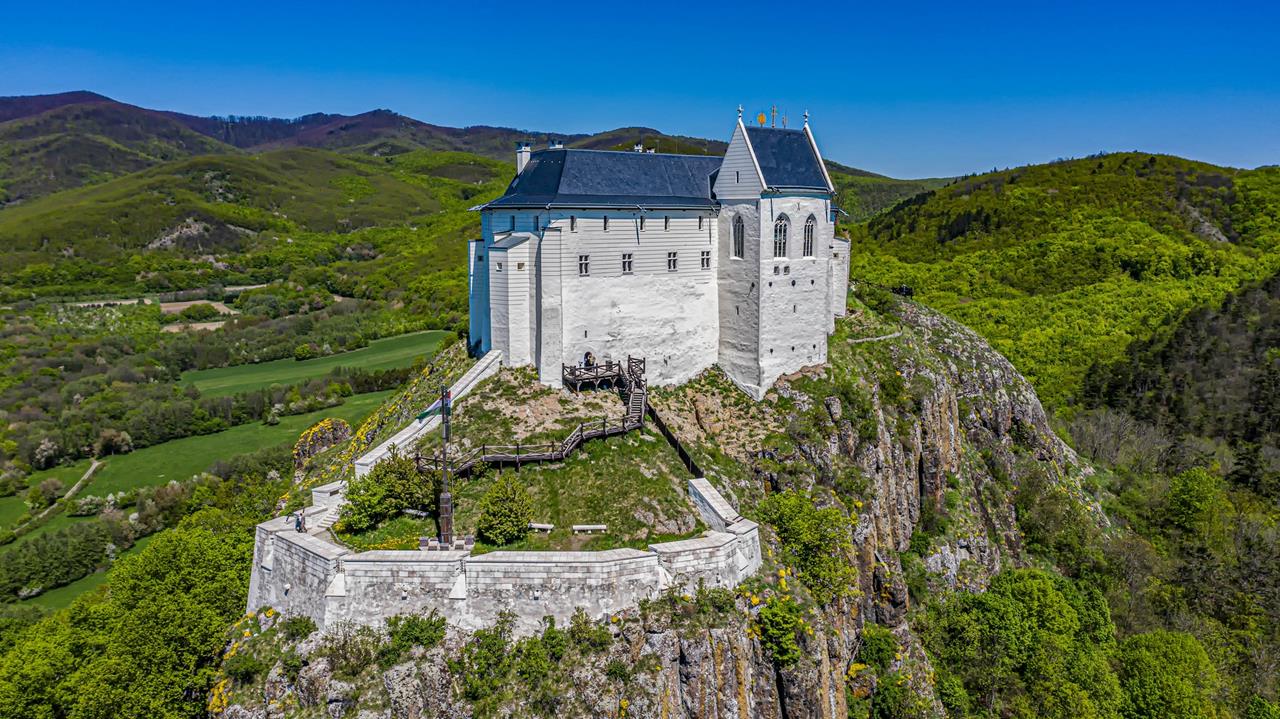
<box><xmin>89</xmin><ymin>390</ymin><xmax>395</xmax><ymax>495</ymax></box>
<box><xmin>0</xmin><ymin>460</ymin><xmax>94</xmax><ymax>530</ymax></box>
<box><xmin>451</xmin><ymin>425</ymin><xmax>703</xmax><ymax>551</ymax></box>
<box><xmin>181</xmin><ymin>330</ymin><xmax>450</xmax><ymax>397</ymax></box>
<box><xmin>9</xmin><ymin>391</ymin><xmax>393</xmax><ymax>547</ymax></box>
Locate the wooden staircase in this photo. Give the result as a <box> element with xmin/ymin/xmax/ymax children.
<box><xmin>415</xmin><ymin>357</ymin><xmax>648</xmax><ymax>478</ymax></box>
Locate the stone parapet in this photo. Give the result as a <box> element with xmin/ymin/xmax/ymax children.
<box><xmin>247</xmin><ymin>475</ymin><xmax>760</xmax><ymax>636</ymax></box>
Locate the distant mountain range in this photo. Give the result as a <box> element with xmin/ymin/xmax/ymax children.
<box><xmin>0</xmin><ymin>91</ymin><xmax>736</xmax><ymax>205</ymax></box>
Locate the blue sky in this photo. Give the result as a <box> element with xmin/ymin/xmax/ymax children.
<box><xmin>3</xmin><ymin>0</ymin><xmax>1277</xmax><ymax>177</ymax></box>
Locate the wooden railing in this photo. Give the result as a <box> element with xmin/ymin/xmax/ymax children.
<box><xmin>417</xmin><ymin>357</ymin><xmax>649</xmax><ymax>478</ymax></box>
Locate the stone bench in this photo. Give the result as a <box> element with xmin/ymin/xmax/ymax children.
<box><xmin>529</xmin><ymin>522</ymin><xmax>554</xmax><ymax>532</ymax></box>
<box><xmin>571</xmin><ymin>524</ymin><xmax>607</xmax><ymax>534</ymax></box>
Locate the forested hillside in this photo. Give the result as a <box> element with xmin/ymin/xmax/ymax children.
<box><xmin>848</xmin><ymin>154</ymin><xmax>1280</xmax><ymax>405</ymax></box>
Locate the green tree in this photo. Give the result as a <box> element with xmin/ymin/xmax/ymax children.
<box><xmin>1116</xmin><ymin>631</ymin><xmax>1223</xmax><ymax>719</ymax></box>
<box><xmin>1166</xmin><ymin>467</ymin><xmax>1220</xmax><ymax>533</ymax></box>
<box><xmin>476</xmin><ymin>473</ymin><xmax>533</xmax><ymax>546</ymax></box>
<box><xmin>340</xmin><ymin>451</ymin><xmax>436</xmax><ymax>533</ymax></box>
<box><xmin>756</xmin><ymin>489</ymin><xmax>857</xmax><ymax>604</ymax></box>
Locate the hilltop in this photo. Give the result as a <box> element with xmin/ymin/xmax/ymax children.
<box><xmin>847</xmin><ymin>154</ymin><xmax>1280</xmax><ymax>405</ymax></box>
<box><xmin>0</xmin><ymin>91</ymin><xmax>937</xmax><ymax>215</ymax></box>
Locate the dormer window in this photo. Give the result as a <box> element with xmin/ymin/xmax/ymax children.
<box><xmin>803</xmin><ymin>215</ymin><xmax>816</xmax><ymax>257</ymax></box>
<box><xmin>773</xmin><ymin>215</ymin><xmax>789</xmax><ymax>258</ymax></box>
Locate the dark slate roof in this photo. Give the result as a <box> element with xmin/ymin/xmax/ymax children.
<box><xmin>485</xmin><ymin>149</ymin><xmax>722</xmax><ymax>209</ymax></box>
<box><xmin>744</xmin><ymin>127</ymin><xmax>831</xmax><ymax>191</ymax></box>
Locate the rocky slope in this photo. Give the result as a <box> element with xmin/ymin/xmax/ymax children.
<box><xmin>216</xmin><ymin>294</ymin><xmax>1106</xmax><ymax>718</ymax></box>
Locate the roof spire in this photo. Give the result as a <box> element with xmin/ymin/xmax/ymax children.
<box><xmin>737</xmin><ymin>104</ymin><xmax>743</xmax><ymax>120</ymax></box>
<box><xmin>803</xmin><ymin>109</ymin><xmax>810</xmax><ymax>126</ymax></box>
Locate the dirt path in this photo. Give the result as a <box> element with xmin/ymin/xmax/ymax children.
<box><xmin>23</xmin><ymin>458</ymin><xmax>102</xmax><ymax>528</ymax></box>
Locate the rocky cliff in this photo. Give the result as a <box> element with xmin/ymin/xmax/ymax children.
<box><xmin>216</xmin><ymin>295</ymin><xmax>1106</xmax><ymax>719</ymax></box>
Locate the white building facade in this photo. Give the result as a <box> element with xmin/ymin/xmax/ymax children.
<box><xmin>469</xmin><ymin>114</ymin><xmax>850</xmax><ymax>399</ymax></box>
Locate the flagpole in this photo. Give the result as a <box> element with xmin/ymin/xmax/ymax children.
<box><xmin>438</xmin><ymin>382</ymin><xmax>453</xmax><ymax>547</ymax></box>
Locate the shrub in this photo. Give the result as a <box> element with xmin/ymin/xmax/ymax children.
<box><xmin>280</xmin><ymin>651</ymin><xmax>303</xmax><ymax>680</ymax></box>
<box><xmin>178</xmin><ymin>303</ymin><xmax>221</xmax><ymax>322</ymax></box>
<box><xmin>756</xmin><ymin>489</ymin><xmax>857</xmax><ymax>604</ymax></box>
<box><xmin>340</xmin><ymin>451</ymin><xmax>436</xmax><ymax>534</ymax></box>
<box><xmin>321</xmin><ymin>621</ymin><xmax>383</xmax><ymax>678</ymax></box>
<box><xmin>380</xmin><ymin>610</ymin><xmax>446</xmax><ymax>666</ymax></box>
<box><xmin>224</xmin><ymin>653</ymin><xmax>266</xmax><ymax>684</ymax></box>
<box><xmin>476</xmin><ymin>473</ymin><xmax>533</xmax><ymax>546</ymax></box>
<box><xmin>280</xmin><ymin>614</ymin><xmax>317</xmax><ymax>641</ymax></box>
<box><xmin>755</xmin><ymin>595</ymin><xmax>803</xmax><ymax>666</ymax></box>
<box><xmin>858</xmin><ymin>623</ymin><xmax>898</xmax><ymax>673</ymax></box>
<box><xmin>567</xmin><ymin>608</ymin><xmax>611</xmax><ymax>653</ymax></box>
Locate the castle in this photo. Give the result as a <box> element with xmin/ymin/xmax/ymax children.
<box><xmin>468</xmin><ymin>112</ymin><xmax>850</xmax><ymax>399</ymax></box>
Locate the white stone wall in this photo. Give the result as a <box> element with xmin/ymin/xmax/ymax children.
<box><xmin>480</xmin><ymin>209</ymin><xmax>722</xmax><ymax>388</ymax></box>
<box><xmin>756</xmin><ymin>195</ymin><xmax>834</xmax><ymax>392</ymax></box>
<box><xmin>247</xmin><ymin>516</ymin><xmax>351</xmax><ymax>628</ymax></box>
<box><xmin>830</xmin><ymin>237</ymin><xmax>851</xmax><ymax>318</ymax></box>
<box><xmin>247</xmin><ymin>477</ymin><xmax>761</xmax><ymax>637</ymax></box>
<box><xmin>467</xmin><ymin>239</ymin><xmax>490</xmax><ymax>352</ymax></box>
<box><xmin>716</xmin><ymin>199</ymin><xmax>763</xmax><ymax>397</ymax></box>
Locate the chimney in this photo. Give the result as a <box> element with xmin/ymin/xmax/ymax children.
<box><xmin>549</xmin><ymin>139</ymin><xmax>564</xmax><ymax>149</ymax></box>
<box><xmin>516</xmin><ymin>141</ymin><xmax>531</xmax><ymax>174</ymax></box>
<box><xmin>633</xmin><ymin>143</ymin><xmax>644</xmax><ymax>153</ymax></box>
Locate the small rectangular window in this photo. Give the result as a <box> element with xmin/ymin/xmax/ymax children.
<box><xmin>735</xmin><ymin>171</ymin><xmax>740</xmax><ymax>183</ymax></box>
<box><xmin>534</xmin><ymin>214</ymin><xmax>539</xmax><ymax>229</ymax></box>
<box><xmin>497</xmin><ymin>261</ymin><xmax>504</xmax><ymax>272</ymax></box>
<box><xmin>570</xmin><ymin>215</ymin><xmax>577</xmax><ymax>231</ymax></box>
<box><xmin>639</xmin><ymin>216</ymin><xmax>646</xmax><ymax>231</ymax></box>
<box><xmin>603</xmin><ymin>216</ymin><xmax>609</xmax><ymax>232</ymax></box>
<box><xmin>509</xmin><ymin>215</ymin><xmax>516</xmax><ymax>232</ymax></box>
<box><xmin>477</xmin><ymin>255</ymin><xmax>484</xmax><ymax>262</ymax></box>
<box><xmin>664</xmin><ymin>216</ymin><xmax>670</xmax><ymax>231</ymax></box>
<box><xmin>667</xmin><ymin>252</ymin><xmax>678</xmax><ymax>272</ymax></box>
<box><xmin>622</xmin><ymin>253</ymin><xmax>633</xmax><ymax>274</ymax></box>
<box><xmin>700</xmin><ymin>250</ymin><xmax>711</xmax><ymax>270</ymax></box>
<box><xmin>517</xmin><ymin>262</ymin><xmax>525</xmax><ymax>271</ymax></box>
<box><xmin>578</xmin><ymin>254</ymin><xmax>590</xmax><ymax>276</ymax></box>
<box><xmin>698</xmin><ymin>216</ymin><xmax>704</xmax><ymax>231</ymax></box>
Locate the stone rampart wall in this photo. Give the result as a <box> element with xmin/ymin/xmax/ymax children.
<box><xmin>248</xmin><ymin>478</ymin><xmax>761</xmax><ymax>636</ymax></box>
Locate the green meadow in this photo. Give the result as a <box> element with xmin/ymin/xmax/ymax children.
<box><xmin>6</xmin><ymin>390</ymin><xmax>393</xmax><ymax>544</ymax></box>
<box><xmin>181</xmin><ymin>330</ymin><xmax>450</xmax><ymax>397</ymax></box>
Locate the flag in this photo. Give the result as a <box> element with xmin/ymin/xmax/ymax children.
<box><xmin>416</xmin><ymin>391</ymin><xmax>451</xmax><ymax>422</ymax></box>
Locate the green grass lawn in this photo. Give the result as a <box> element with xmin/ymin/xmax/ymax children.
<box><xmin>180</xmin><ymin>330</ymin><xmax>450</xmax><ymax>397</ymax></box>
<box><xmin>0</xmin><ymin>460</ymin><xmax>94</xmax><ymax>530</ymax></box>
<box><xmin>10</xmin><ymin>391</ymin><xmax>393</xmax><ymax>546</ymax></box>
<box><xmin>90</xmin><ymin>390</ymin><xmax>395</xmax><ymax>495</ymax></box>
<box><xmin>452</xmin><ymin>425</ymin><xmax>703</xmax><ymax>550</ymax></box>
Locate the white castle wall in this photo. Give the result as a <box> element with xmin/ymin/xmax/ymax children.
<box><xmin>247</xmin><ymin>477</ymin><xmax>761</xmax><ymax>636</ymax></box>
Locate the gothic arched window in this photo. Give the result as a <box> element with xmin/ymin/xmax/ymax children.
<box><xmin>803</xmin><ymin>215</ymin><xmax>816</xmax><ymax>257</ymax></box>
<box><xmin>732</xmin><ymin>216</ymin><xmax>745</xmax><ymax>258</ymax></box>
<box><xmin>773</xmin><ymin>215</ymin><xmax>789</xmax><ymax>258</ymax></box>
